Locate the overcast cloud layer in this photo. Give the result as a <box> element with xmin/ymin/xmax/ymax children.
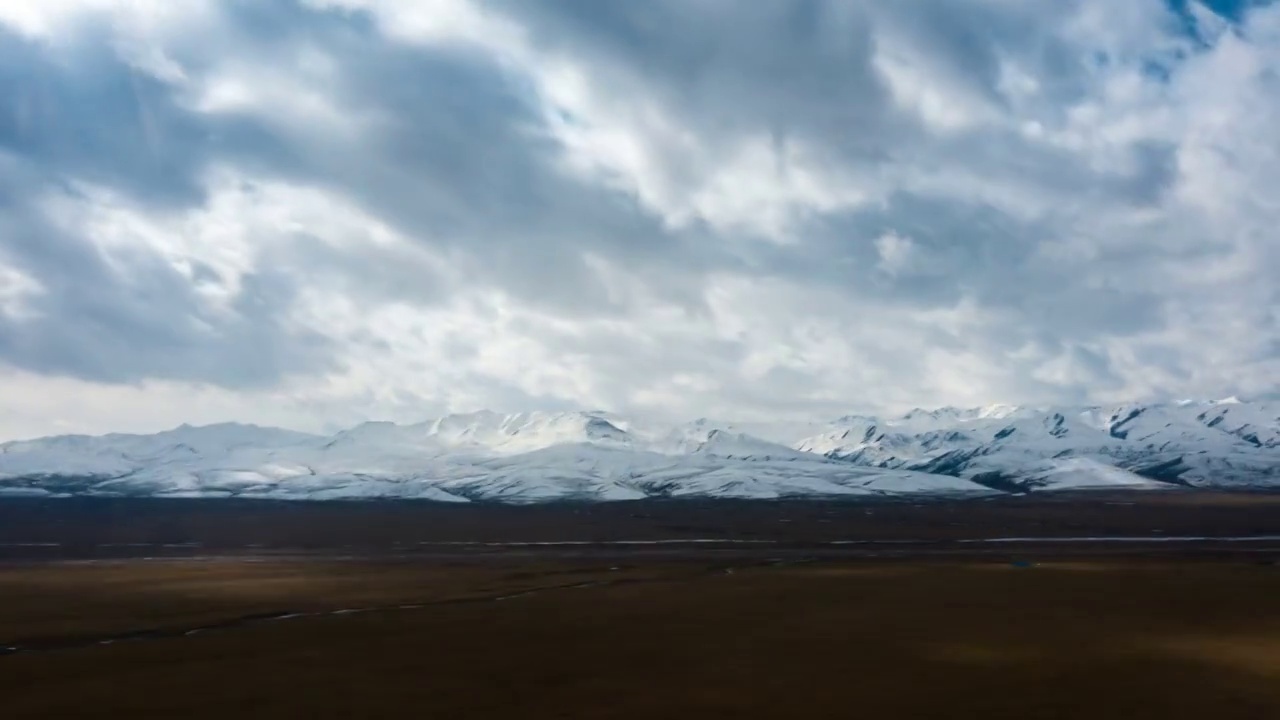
<box><xmin>1</xmin><ymin>0</ymin><xmax>1278</xmax><ymax>440</ymax></box>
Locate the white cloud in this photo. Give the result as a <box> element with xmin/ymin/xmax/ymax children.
<box><xmin>0</xmin><ymin>0</ymin><xmax>216</xmax><ymax>57</ymax></box>
<box><xmin>0</xmin><ymin>0</ymin><xmax>118</xmax><ymax>39</ymax></box>
<box><xmin>302</xmin><ymin>0</ymin><xmax>524</xmax><ymax>49</ymax></box>
<box><xmin>0</xmin><ymin>264</ymin><xmax>43</xmax><ymax>321</ymax></box>
<box><xmin>872</xmin><ymin>40</ymin><xmax>997</xmax><ymax>133</ymax></box>
<box><xmin>0</xmin><ymin>0</ymin><xmax>1278</xmax><ymax>439</ymax></box>
<box><xmin>874</xmin><ymin>232</ymin><xmax>916</xmax><ymax>276</ymax></box>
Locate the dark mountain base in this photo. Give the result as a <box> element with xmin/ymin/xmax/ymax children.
<box><xmin>1</xmin><ymin>491</ymin><xmax>1279</xmax><ymax>560</ymax></box>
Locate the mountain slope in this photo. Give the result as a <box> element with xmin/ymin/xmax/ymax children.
<box><xmin>797</xmin><ymin>399</ymin><xmax>1280</xmax><ymax>490</ymax></box>
<box><xmin>0</xmin><ymin>401</ymin><xmax>1276</xmax><ymax>502</ymax></box>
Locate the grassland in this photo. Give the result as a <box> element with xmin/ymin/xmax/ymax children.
<box><xmin>1</xmin><ymin>493</ymin><xmax>1278</xmax><ymax>718</ymax></box>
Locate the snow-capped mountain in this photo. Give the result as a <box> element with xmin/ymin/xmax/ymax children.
<box><xmin>0</xmin><ymin>400</ymin><xmax>1276</xmax><ymax>503</ymax></box>
<box><xmin>798</xmin><ymin>399</ymin><xmax>1280</xmax><ymax>489</ymax></box>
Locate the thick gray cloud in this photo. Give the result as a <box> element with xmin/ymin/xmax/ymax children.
<box><xmin>0</xmin><ymin>155</ymin><xmax>334</xmax><ymax>388</ymax></box>
<box><xmin>0</xmin><ymin>22</ymin><xmax>333</xmax><ymax>388</ymax></box>
<box><xmin>0</xmin><ymin>0</ymin><xmax>1277</xmax><ymax>439</ymax></box>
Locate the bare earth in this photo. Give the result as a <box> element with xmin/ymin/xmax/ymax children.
<box><xmin>1</xmin><ymin>493</ymin><xmax>1278</xmax><ymax>719</ymax></box>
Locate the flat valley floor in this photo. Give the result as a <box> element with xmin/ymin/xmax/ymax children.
<box><xmin>1</xmin><ymin>493</ymin><xmax>1279</xmax><ymax>719</ymax></box>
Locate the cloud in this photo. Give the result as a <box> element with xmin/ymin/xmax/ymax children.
<box><xmin>0</xmin><ymin>0</ymin><xmax>1277</xmax><ymax>439</ymax></box>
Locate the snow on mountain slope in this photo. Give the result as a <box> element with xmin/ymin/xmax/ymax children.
<box><xmin>0</xmin><ymin>401</ymin><xmax>1276</xmax><ymax>502</ymax></box>
<box><xmin>0</xmin><ymin>412</ymin><xmax>993</xmax><ymax>502</ymax></box>
<box><xmin>647</xmin><ymin>422</ymin><xmax>817</xmax><ymax>461</ymax></box>
<box><xmin>1190</xmin><ymin>400</ymin><xmax>1280</xmax><ymax>449</ymax></box>
<box><xmin>0</xmin><ymin>423</ymin><xmax>321</xmax><ymax>483</ymax></box>
<box><xmin>421</xmin><ymin>411</ymin><xmax>634</xmax><ymax>454</ymax></box>
<box><xmin>675</xmin><ymin>417</ymin><xmax>833</xmax><ymax>447</ymax></box>
<box><xmin>1013</xmin><ymin>458</ymin><xmax>1170</xmax><ymax>492</ymax></box>
<box><xmin>797</xmin><ymin>400</ymin><xmax>1280</xmax><ymax>489</ymax></box>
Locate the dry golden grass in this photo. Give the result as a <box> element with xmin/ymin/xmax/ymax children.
<box><xmin>0</xmin><ymin>560</ymin><xmax>661</xmax><ymax>641</ymax></box>
<box><xmin>2</xmin><ymin>557</ymin><xmax>1279</xmax><ymax>719</ymax></box>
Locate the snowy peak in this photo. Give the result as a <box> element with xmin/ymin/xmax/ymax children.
<box><xmin>0</xmin><ymin>422</ymin><xmax>318</xmax><ymax>462</ymax></box>
<box><xmin>0</xmin><ymin>400</ymin><xmax>1276</xmax><ymax>502</ymax></box>
<box><xmin>321</xmin><ymin>420</ymin><xmax>424</xmax><ymax>449</ymax></box>
<box><xmin>973</xmin><ymin>404</ymin><xmax>1027</xmax><ymax>419</ymax></box>
<box><xmin>1192</xmin><ymin>401</ymin><xmax>1280</xmax><ymax>449</ymax></box>
<box><xmin>690</xmin><ymin>429</ymin><xmax>813</xmax><ymax>461</ymax></box>
<box><xmin>420</xmin><ymin>411</ymin><xmax>633</xmax><ymax>454</ymax></box>
<box><xmin>792</xmin><ymin>400</ymin><xmax>1280</xmax><ymax>488</ymax></box>
<box><xmin>147</xmin><ymin>423</ymin><xmax>319</xmax><ymax>452</ymax></box>
<box><xmin>895</xmin><ymin>404</ymin><xmax>1036</xmax><ymax>428</ymax></box>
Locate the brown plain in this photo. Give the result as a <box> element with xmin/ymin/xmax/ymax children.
<box><xmin>1</xmin><ymin>493</ymin><xmax>1278</xmax><ymax>719</ymax></box>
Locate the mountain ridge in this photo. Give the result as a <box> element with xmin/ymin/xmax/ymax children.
<box><xmin>1</xmin><ymin>400</ymin><xmax>1276</xmax><ymax>502</ymax></box>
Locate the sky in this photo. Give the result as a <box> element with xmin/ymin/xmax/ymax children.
<box><xmin>0</xmin><ymin>0</ymin><xmax>1277</xmax><ymax>440</ymax></box>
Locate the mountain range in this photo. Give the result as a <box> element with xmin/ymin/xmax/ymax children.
<box><xmin>1</xmin><ymin>399</ymin><xmax>1276</xmax><ymax>502</ymax></box>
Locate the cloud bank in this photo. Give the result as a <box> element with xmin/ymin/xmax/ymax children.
<box><xmin>0</xmin><ymin>0</ymin><xmax>1277</xmax><ymax>439</ymax></box>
